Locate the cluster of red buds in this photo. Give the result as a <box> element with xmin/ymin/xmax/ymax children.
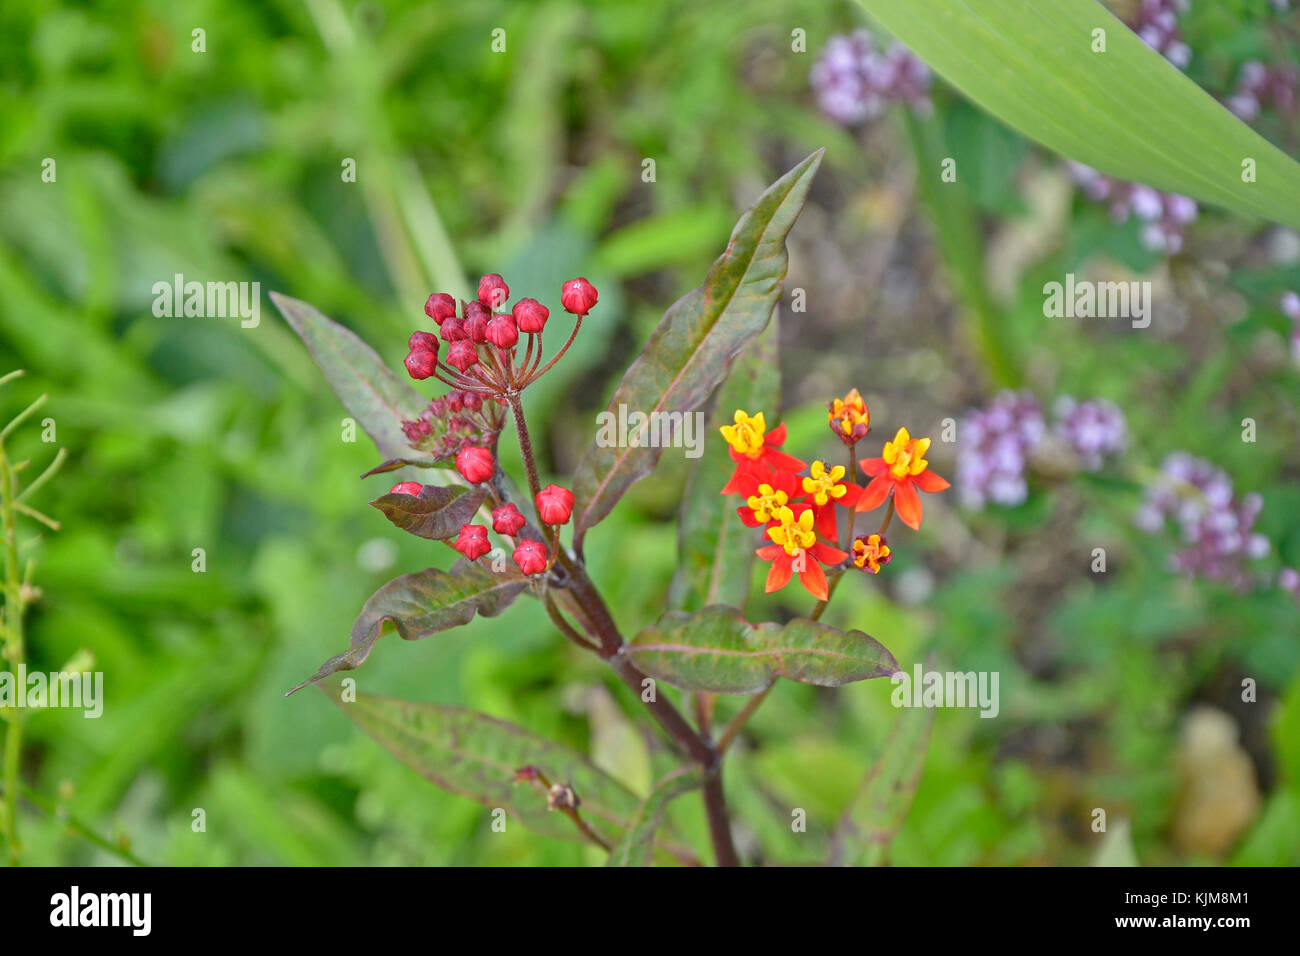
<box><xmin>404</xmin><ymin>273</ymin><xmax>598</xmax><ymax>399</ymax></box>
<box><xmin>718</xmin><ymin>390</ymin><xmax>948</xmax><ymax>600</ymax></box>
<box><xmin>400</xmin><ymin>388</ymin><xmax>505</xmax><ymax>461</ymax></box>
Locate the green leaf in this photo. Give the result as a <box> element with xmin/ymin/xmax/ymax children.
<box><xmin>857</xmin><ymin>0</ymin><xmax>1300</xmax><ymax>228</ymax></box>
<box><xmin>270</xmin><ymin>292</ymin><xmax>426</xmax><ymax>460</ymax></box>
<box><xmin>606</xmin><ymin>768</ymin><xmax>702</xmax><ymax>867</ymax></box>
<box><xmin>329</xmin><ymin>692</ymin><xmax>645</xmax><ymax>849</ymax></box>
<box><xmin>370</xmin><ymin>485</ymin><xmax>487</xmax><ymax>540</ymax></box>
<box><xmin>627</xmin><ymin>605</ymin><xmax>899</xmax><ymax>696</ymax></box>
<box><xmin>827</xmin><ymin>700</ymin><xmax>934</xmax><ymax>866</ymax></box>
<box><xmin>360</xmin><ymin>457</ymin><xmax>450</xmax><ymax>478</ymax></box>
<box><xmin>570</xmin><ymin>149</ymin><xmax>823</xmax><ymax>546</ymax></box>
<box><xmin>668</xmin><ymin>314</ymin><xmax>780</xmax><ymax>612</ymax></box>
<box><xmin>287</xmin><ymin>560</ymin><xmax>527</xmax><ymax>694</ymax></box>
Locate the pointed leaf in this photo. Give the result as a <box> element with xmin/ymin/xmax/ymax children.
<box><xmin>628</xmin><ymin>605</ymin><xmax>898</xmax><ymax>696</ymax></box>
<box><xmin>571</xmin><ymin>150</ymin><xmax>823</xmax><ymax>546</ymax></box>
<box><xmin>329</xmin><ymin>692</ymin><xmax>643</xmax><ymax>848</ymax></box>
<box><xmin>270</xmin><ymin>292</ymin><xmax>426</xmax><ymax>460</ymax></box>
<box><xmin>668</xmin><ymin>314</ymin><xmax>780</xmax><ymax>612</ymax></box>
<box><xmin>857</xmin><ymin>0</ymin><xmax>1300</xmax><ymax>228</ymax></box>
<box><xmin>370</xmin><ymin>485</ymin><xmax>487</xmax><ymax>540</ymax></box>
<box><xmin>827</xmin><ymin>698</ymin><xmax>934</xmax><ymax>867</ymax></box>
<box><xmin>288</xmin><ymin>560</ymin><xmax>527</xmax><ymax>694</ymax></box>
<box><xmin>360</xmin><ymin>457</ymin><xmax>450</xmax><ymax>478</ymax></box>
<box><xmin>607</xmin><ymin>768</ymin><xmax>702</xmax><ymax>867</ymax></box>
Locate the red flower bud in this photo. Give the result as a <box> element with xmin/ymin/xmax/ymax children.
<box><xmin>465</xmin><ymin>311</ymin><xmax>489</xmax><ymax>344</ymax></box>
<box><xmin>535</xmin><ymin>483</ymin><xmax>575</xmax><ymax>525</ymax></box>
<box><xmin>440</xmin><ymin>317</ymin><xmax>467</xmax><ymax>343</ymax></box>
<box><xmin>462</xmin><ymin>391</ymin><xmax>482</xmax><ymax>411</ymax></box>
<box><xmin>513</xmin><ymin>538</ymin><xmax>549</xmax><ymax>575</ymax></box>
<box><xmin>485</xmin><ymin>313</ymin><xmax>519</xmax><ymax>349</ymax></box>
<box><xmin>464</xmin><ymin>300</ymin><xmax>489</xmax><ymax>322</ymax></box>
<box><xmin>560</xmin><ymin>277</ymin><xmax>598</xmax><ymax>316</ymax></box>
<box><xmin>478</xmin><ymin>273</ymin><xmax>510</xmax><ymax>309</ymax></box>
<box><xmin>453</xmin><ymin>523</ymin><xmax>492</xmax><ymax>561</ymax></box>
<box><xmin>424</xmin><ymin>293</ymin><xmax>457</xmax><ymax>325</ymax></box>
<box><xmin>446</xmin><ymin>339</ymin><xmax>479</xmax><ymax>372</ymax></box>
<box><xmin>408</xmin><ymin>331</ymin><xmax>439</xmax><ymax>352</ymax></box>
<box><xmin>455</xmin><ymin>445</ymin><xmax>495</xmax><ymax>484</ymax></box>
<box><xmin>512</xmin><ymin>298</ymin><xmax>550</xmax><ymax>333</ymax></box>
<box><xmin>492</xmin><ymin>502</ymin><xmax>527</xmax><ymax>536</ymax></box>
<box><xmin>404</xmin><ymin>347</ymin><xmax>438</xmax><ymax>380</ymax></box>
<box><xmin>390</xmin><ymin>481</ymin><xmax>423</xmax><ymax>496</ymax></box>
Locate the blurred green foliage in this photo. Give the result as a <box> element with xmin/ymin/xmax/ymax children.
<box><xmin>0</xmin><ymin>0</ymin><xmax>1297</xmax><ymax>865</ymax></box>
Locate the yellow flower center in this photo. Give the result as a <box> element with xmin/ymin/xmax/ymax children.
<box><xmin>828</xmin><ymin>388</ymin><xmax>869</xmax><ymax>435</ymax></box>
<box><xmin>745</xmin><ymin>484</ymin><xmax>788</xmax><ymax>523</ymax></box>
<box><xmin>720</xmin><ymin>409</ymin><xmax>766</xmax><ymax>458</ymax></box>
<box><xmin>882</xmin><ymin>427</ymin><xmax>931</xmax><ymax>480</ymax></box>
<box><xmin>766</xmin><ymin>506</ymin><xmax>816</xmax><ymax>557</ymax></box>
<box><xmin>801</xmin><ymin>460</ymin><xmax>848</xmax><ymax>506</ymax></box>
<box><xmin>852</xmin><ymin>534</ymin><xmax>891</xmax><ymax>572</ymax></box>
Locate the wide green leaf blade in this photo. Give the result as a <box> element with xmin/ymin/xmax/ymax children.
<box><xmin>857</xmin><ymin>0</ymin><xmax>1300</xmax><ymax>228</ymax></box>
<box><xmin>628</xmin><ymin>605</ymin><xmax>899</xmax><ymax>696</ymax></box>
<box><xmin>570</xmin><ymin>149</ymin><xmax>823</xmax><ymax>546</ymax></box>
<box><xmin>331</xmin><ymin>692</ymin><xmax>644</xmax><ymax>848</ymax></box>
<box><xmin>370</xmin><ymin>484</ymin><xmax>487</xmax><ymax>540</ymax></box>
<box><xmin>287</xmin><ymin>560</ymin><xmax>527</xmax><ymax>694</ymax></box>
<box><xmin>270</xmin><ymin>291</ymin><xmax>427</xmax><ymax>460</ymax></box>
<box><xmin>606</xmin><ymin>768</ymin><xmax>702</xmax><ymax>867</ymax></box>
<box><xmin>827</xmin><ymin>698</ymin><xmax>934</xmax><ymax>866</ymax></box>
<box><xmin>667</xmin><ymin>314</ymin><xmax>780</xmax><ymax>612</ymax></box>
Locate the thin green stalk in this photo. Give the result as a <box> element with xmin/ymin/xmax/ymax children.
<box><xmin>0</xmin><ymin>439</ymin><xmax>24</xmax><ymax>865</ymax></box>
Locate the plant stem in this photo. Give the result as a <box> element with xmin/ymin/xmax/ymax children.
<box><xmin>716</xmin><ymin>683</ymin><xmax>775</xmax><ymax>756</ymax></box>
<box><xmin>19</xmin><ymin>785</ymin><xmax>148</xmax><ymax>867</ymax></box>
<box><xmin>508</xmin><ymin>391</ymin><xmax>740</xmax><ymax>865</ymax></box>
<box><xmin>0</xmin><ymin>438</ymin><xmax>24</xmax><ymax>865</ymax></box>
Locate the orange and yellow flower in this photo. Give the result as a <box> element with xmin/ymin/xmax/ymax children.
<box><xmin>755</xmin><ymin>506</ymin><xmax>848</xmax><ymax>601</ymax></box>
<box><xmin>801</xmin><ymin>459</ymin><xmax>861</xmax><ymax>540</ymax></box>
<box><xmin>719</xmin><ymin>410</ymin><xmax>806</xmax><ymax>494</ymax></box>
<box><xmin>856</xmin><ymin>427</ymin><xmax>950</xmax><ymax>530</ymax></box>
<box><xmin>735</xmin><ymin>466</ymin><xmax>803</xmax><ymax>528</ymax></box>
<box><xmin>828</xmin><ymin>388</ymin><xmax>870</xmax><ymax>445</ymax></box>
<box><xmin>852</xmin><ymin>533</ymin><xmax>892</xmax><ymax>574</ymax></box>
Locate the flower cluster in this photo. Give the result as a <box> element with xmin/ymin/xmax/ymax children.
<box><xmin>1226</xmin><ymin>60</ymin><xmax>1299</xmax><ymax>122</ymax></box>
<box><xmin>809</xmin><ymin>31</ymin><xmax>931</xmax><ymax>126</ymax></box>
<box><xmin>389</xmin><ymin>272</ymin><xmax>598</xmax><ymax>577</ymax></box>
<box><xmin>403</xmin><ymin>272</ymin><xmax>597</xmax><ymax>399</ymax></box>
<box><xmin>1067</xmin><ymin>162</ymin><xmax>1198</xmax><ymax>255</ymax></box>
<box><xmin>1135</xmin><ymin>452</ymin><xmax>1269</xmax><ymax>589</ymax></box>
<box><xmin>1132</xmin><ymin>0</ymin><xmax>1191</xmax><ymax>69</ymax></box>
<box><xmin>1280</xmin><ymin>291</ymin><xmax>1300</xmax><ymax>361</ymax></box>
<box><xmin>719</xmin><ymin>392</ymin><xmax>948</xmax><ymax>600</ymax></box>
<box><xmin>956</xmin><ymin>392</ymin><xmax>1127</xmax><ymax>509</ymax></box>
<box><xmin>400</xmin><ymin>388</ymin><xmax>504</xmax><ymax>461</ymax></box>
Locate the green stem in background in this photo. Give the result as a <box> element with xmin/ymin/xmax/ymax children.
<box><xmin>19</xmin><ymin>785</ymin><xmax>147</xmax><ymax>867</ymax></box>
<box><xmin>0</xmin><ymin>424</ymin><xmax>24</xmax><ymax>865</ymax></box>
<box><xmin>902</xmin><ymin>108</ymin><xmax>1019</xmax><ymax>388</ymax></box>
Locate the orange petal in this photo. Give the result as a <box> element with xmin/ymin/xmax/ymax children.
<box><xmin>859</xmin><ymin>457</ymin><xmax>888</xmax><ymax>477</ymax></box>
<box><xmin>894</xmin><ymin>479</ymin><xmax>923</xmax><ymax>530</ymax></box>
<box><xmin>814</xmin><ymin>503</ymin><xmax>838</xmax><ymax>541</ymax></box>
<box><xmin>765</xmin><ymin>555</ymin><xmax>793</xmax><ymax>593</ymax></box>
<box><xmin>756</xmin><ymin>544</ymin><xmax>784</xmax><ymax>560</ymax></box>
<box><xmin>855</xmin><ymin>474</ymin><xmax>892</xmax><ymax>513</ymax></box>
<box><xmin>798</xmin><ymin>559</ymin><xmax>829</xmax><ymax>601</ymax></box>
<box><xmin>764</xmin><ymin>448</ymin><xmax>807</xmax><ymax>473</ymax></box>
<box><xmin>766</xmin><ymin>421</ymin><xmax>787</xmax><ymax>446</ymax></box>
<box><xmin>914</xmin><ymin>468</ymin><xmax>950</xmax><ymax>493</ymax></box>
<box><xmin>810</xmin><ymin>542</ymin><xmax>848</xmax><ymax>565</ymax></box>
<box><xmin>839</xmin><ymin>483</ymin><xmax>863</xmax><ymax>508</ymax></box>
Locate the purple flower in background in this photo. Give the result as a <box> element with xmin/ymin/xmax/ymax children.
<box><xmin>1054</xmin><ymin>397</ymin><xmax>1128</xmax><ymax>471</ymax></box>
<box><xmin>956</xmin><ymin>391</ymin><xmax>1046</xmax><ymax>509</ymax></box>
<box><xmin>1133</xmin><ymin>0</ymin><xmax>1192</xmax><ymax>69</ymax></box>
<box><xmin>1067</xmin><ymin>162</ymin><xmax>1198</xmax><ymax>254</ymax></box>
<box><xmin>1135</xmin><ymin>452</ymin><xmax>1269</xmax><ymax>589</ymax></box>
<box><xmin>1280</xmin><ymin>567</ymin><xmax>1300</xmax><ymax>601</ymax></box>
<box><xmin>1280</xmin><ymin>291</ymin><xmax>1300</xmax><ymax>361</ymax></box>
<box><xmin>810</xmin><ymin>31</ymin><xmax>931</xmax><ymax>126</ymax></box>
<box><xmin>1226</xmin><ymin>60</ymin><xmax>1299</xmax><ymax>121</ymax></box>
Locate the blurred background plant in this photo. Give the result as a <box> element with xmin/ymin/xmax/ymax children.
<box><xmin>0</xmin><ymin>0</ymin><xmax>1296</xmax><ymax>865</ymax></box>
